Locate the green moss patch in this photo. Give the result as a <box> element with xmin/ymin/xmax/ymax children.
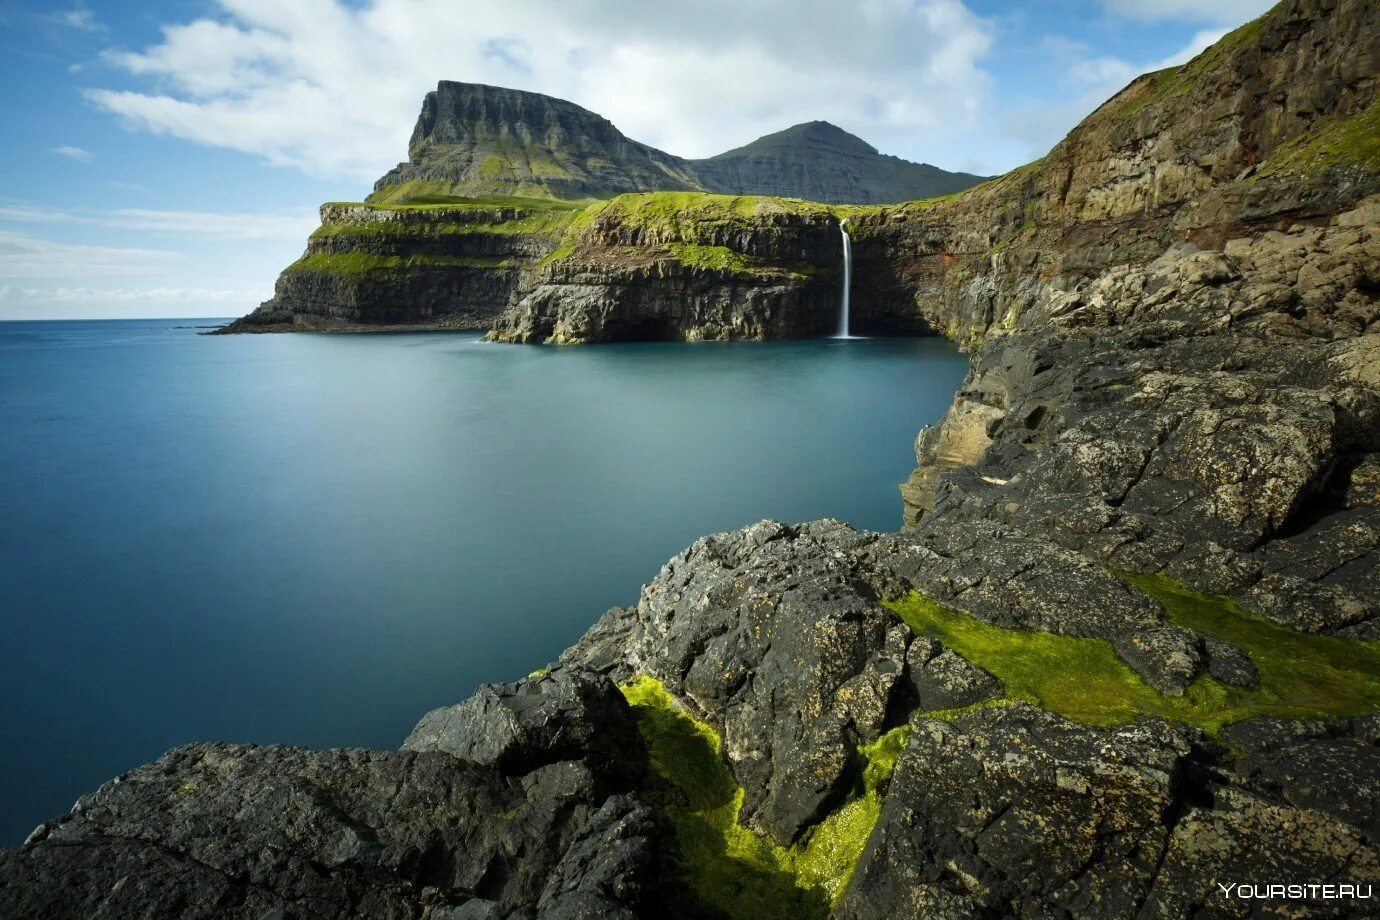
<box><xmin>1119</xmin><ymin>571</ymin><xmax>1380</xmax><ymax>725</ymax></box>
<box><xmin>887</xmin><ymin>581</ymin><xmax>1380</xmax><ymax>738</ymax></box>
<box><xmin>663</xmin><ymin>242</ymin><xmax>755</xmax><ymax>274</ymax></box>
<box><xmin>620</xmin><ymin>676</ymin><xmax>908</xmax><ymax>919</ymax></box>
<box><xmin>660</xmin><ymin>242</ymin><xmax>817</xmax><ymax>280</ymax></box>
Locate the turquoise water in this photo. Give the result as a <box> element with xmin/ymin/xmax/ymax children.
<box><xmin>0</xmin><ymin>319</ymin><xmax>967</xmax><ymax>843</ymax></box>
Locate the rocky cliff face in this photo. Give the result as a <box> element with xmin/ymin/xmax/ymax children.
<box><xmin>221</xmin><ymin>201</ymin><xmax>580</xmax><ymax>332</ymax></box>
<box><xmin>7</xmin><ymin>1</ymin><xmax>1380</xmax><ymax>918</ymax></box>
<box><xmin>485</xmin><ymin>193</ymin><xmax>855</xmax><ymax>344</ymax></box>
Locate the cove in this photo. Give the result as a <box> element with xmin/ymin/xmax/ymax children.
<box><xmin>0</xmin><ymin>319</ymin><xmax>968</xmax><ymax>844</ymax></box>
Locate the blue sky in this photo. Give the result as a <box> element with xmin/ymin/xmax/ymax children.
<box><xmin>0</xmin><ymin>0</ymin><xmax>1274</xmax><ymax>320</ymax></box>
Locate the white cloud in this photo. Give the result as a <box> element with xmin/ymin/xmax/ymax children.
<box><xmin>85</xmin><ymin>0</ymin><xmax>994</xmax><ymax>181</ymax></box>
<box><xmin>0</xmin><ymin>203</ymin><xmax>317</xmax><ymax>240</ymax></box>
<box><xmin>53</xmin><ymin>145</ymin><xmax>93</xmax><ymax>162</ymax></box>
<box><xmin>0</xmin><ymin>230</ymin><xmax>177</xmax><ymax>278</ymax></box>
<box><xmin>56</xmin><ymin>7</ymin><xmax>102</xmax><ymax>32</ymax></box>
<box><xmin>2</xmin><ymin>286</ymin><xmax>251</xmax><ymax>304</ymax></box>
<box><xmin>1101</xmin><ymin>0</ymin><xmax>1275</xmax><ymax>24</ymax></box>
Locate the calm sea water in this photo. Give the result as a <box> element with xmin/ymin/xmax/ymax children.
<box><xmin>0</xmin><ymin>319</ymin><xmax>967</xmax><ymax>843</ymax></box>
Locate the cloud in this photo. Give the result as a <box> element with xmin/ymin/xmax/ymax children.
<box><xmin>1</xmin><ymin>286</ymin><xmax>251</xmax><ymax>304</ymax></box>
<box><xmin>53</xmin><ymin>145</ymin><xmax>93</xmax><ymax>162</ymax></box>
<box><xmin>85</xmin><ymin>0</ymin><xmax>994</xmax><ymax>180</ymax></box>
<box><xmin>1100</xmin><ymin>0</ymin><xmax>1275</xmax><ymax>24</ymax></box>
<box><xmin>0</xmin><ymin>203</ymin><xmax>317</xmax><ymax>240</ymax></box>
<box><xmin>0</xmin><ymin>230</ymin><xmax>177</xmax><ymax>278</ymax></box>
<box><xmin>55</xmin><ymin>6</ymin><xmax>102</xmax><ymax>32</ymax></box>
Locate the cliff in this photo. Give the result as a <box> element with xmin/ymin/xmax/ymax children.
<box><xmin>6</xmin><ymin>1</ymin><xmax>1380</xmax><ymax>918</ymax></box>
<box><xmin>225</xmin><ymin>199</ymin><xmax>580</xmax><ymax>332</ymax></box>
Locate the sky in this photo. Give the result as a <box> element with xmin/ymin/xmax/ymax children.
<box><xmin>0</xmin><ymin>0</ymin><xmax>1276</xmax><ymax>320</ymax></box>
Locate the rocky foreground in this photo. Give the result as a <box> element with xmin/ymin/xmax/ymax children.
<box><xmin>6</xmin><ymin>0</ymin><xmax>1380</xmax><ymax>917</ymax></box>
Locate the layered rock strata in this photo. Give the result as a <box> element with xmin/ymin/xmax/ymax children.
<box><xmin>223</xmin><ymin>203</ymin><xmax>579</xmax><ymax>332</ymax></box>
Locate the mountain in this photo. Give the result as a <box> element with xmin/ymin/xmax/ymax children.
<box><xmin>370</xmin><ymin>81</ymin><xmax>702</xmax><ymax>204</ymax></box>
<box><xmin>695</xmin><ymin>120</ymin><xmax>986</xmax><ymax>204</ymax></box>
<box><xmin>370</xmin><ymin>81</ymin><xmax>985</xmax><ymax>206</ymax></box>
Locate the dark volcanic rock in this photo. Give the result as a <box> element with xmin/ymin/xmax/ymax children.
<box><xmin>1202</xmin><ymin>636</ymin><xmax>1259</xmax><ymax>688</ymax></box>
<box><xmin>0</xmin><ymin>669</ymin><xmax>691</xmax><ymax>920</ymax></box>
<box><xmin>903</xmin><ymin>637</ymin><xmax>1001</xmax><ymax>711</ymax></box>
<box><xmin>564</xmin><ymin>519</ymin><xmax>916</xmax><ymax>844</ymax></box>
<box><xmin>403</xmin><ymin>664</ymin><xmax>641</xmax><ymax>783</ymax></box>
<box><xmin>839</xmin><ymin>705</ymin><xmax>1200</xmax><ymax>919</ymax></box>
<box><xmin>1113</xmin><ymin>626</ymin><xmax>1204</xmax><ymax>696</ymax></box>
<box><xmin>838</xmin><ymin>704</ymin><xmax>1380</xmax><ymax>920</ymax></box>
<box><xmin>1239</xmin><ymin>737</ymin><xmax>1380</xmax><ymax>838</ymax></box>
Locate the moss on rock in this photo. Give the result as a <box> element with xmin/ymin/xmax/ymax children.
<box><xmin>620</xmin><ymin>675</ymin><xmax>908</xmax><ymax>920</ymax></box>
<box><xmin>887</xmin><ymin>579</ymin><xmax>1380</xmax><ymax>739</ymax></box>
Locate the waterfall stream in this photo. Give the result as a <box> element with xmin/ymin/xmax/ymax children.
<box><xmin>836</xmin><ymin>219</ymin><xmax>854</xmax><ymax>338</ymax></box>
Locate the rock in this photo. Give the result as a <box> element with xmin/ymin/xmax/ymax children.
<box><xmin>838</xmin><ymin>704</ymin><xmax>1201</xmax><ymax>919</ymax></box>
<box><xmin>1202</xmin><ymin>635</ymin><xmax>1259</xmax><ymax>688</ymax></box>
<box><xmin>403</xmin><ymin>664</ymin><xmax>642</xmax><ymax>786</ymax></box>
<box><xmin>564</xmin><ymin>518</ymin><xmax>919</xmax><ymax>844</ymax></box>
<box><xmin>1143</xmin><ymin>785</ymin><xmax>1379</xmax><ymax>919</ymax></box>
<box><xmin>903</xmin><ymin>637</ymin><xmax>1001</xmax><ymax>711</ymax></box>
<box><xmin>0</xmin><ymin>668</ymin><xmax>691</xmax><ymax>920</ymax></box>
<box><xmin>1238</xmin><ymin>737</ymin><xmax>1380</xmax><ymax>838</ymax></box>
<box><xmin>1113</xmin><ymin>626</ymin><xmax>1204</xmax><ymax>696</ymax></box>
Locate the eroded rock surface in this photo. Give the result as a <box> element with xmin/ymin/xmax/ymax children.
<box><xmin>0</xmin><ymin>668</ymin><xmax>693</xmax><ymax>920</ymax></box>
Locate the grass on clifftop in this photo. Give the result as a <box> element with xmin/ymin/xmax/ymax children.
<box><xmin>310</xmin><ymin>209</ymin><xmax>579</xmax><ymax>239</ymax></box>
<box><xmin>363</xmin><ymin>181</ymin><xmax>597</xmax><ymax>209</ymax></box>
<box><xmin>599</xmin><ymin>191</ymin><xmax>838</xmax><ymax>233</ymax></box>
<box><xmin>621</xmin><ymin>676</ymin><xmax>908</xmax><ymax>920</ymax></box>
<box><xmin>887</xmin><ymin>578</ymin><xmax>1380</xmax><ymax>739</ymax></box>
<box><xmin>1105</xmin><ymin>11</ymin><xmax>1269</xmax><ymax>125</ymax></box>
<box><xmin>537</xmin><ymin>191</ymin><xmax>842</xmax><ymax>268</ymax></box>
<box><xmin>282</xmin><ymin>252</ymin><xmax>512</xmax><ymax>277</ymax></box>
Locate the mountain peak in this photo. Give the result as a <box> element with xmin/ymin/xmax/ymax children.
<box><xmin>710</xmin><ymin>121</ymin><xmax>879</xmax><ymax>160</ymax></box>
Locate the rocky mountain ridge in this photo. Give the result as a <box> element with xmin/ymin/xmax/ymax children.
<box><xmin>6</xmin><ymin>0</ymin><xmax>1380</xmax><ymax>917</ymax></box>
<box><xmin>371</xmin><ymin>81</ymin><xmax>983</xmax><ymax>206</ymax></box>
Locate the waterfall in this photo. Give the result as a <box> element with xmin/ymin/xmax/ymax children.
<box><xmin>836</xmin><ymin>219</ymin><xmax>853</xmax><ymax>338</ymax></box>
